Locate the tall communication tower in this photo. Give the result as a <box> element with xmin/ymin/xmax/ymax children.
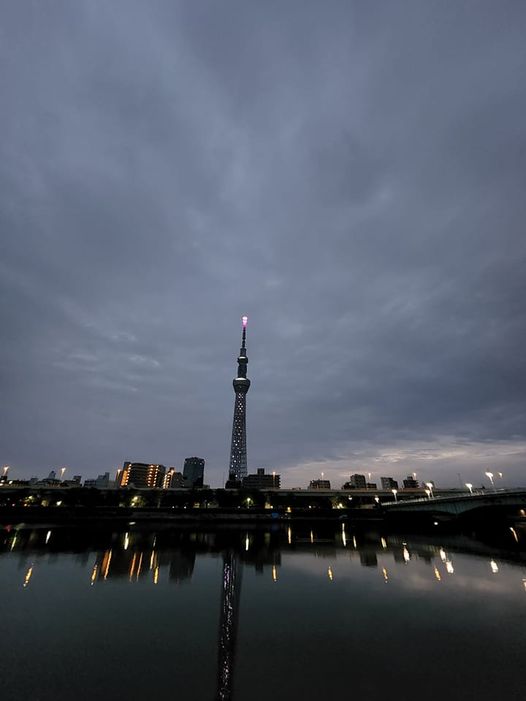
<box><xmin>228</xmin><ymin>316</ymin><xmax>250</xmax><ymax>484</ymax></box>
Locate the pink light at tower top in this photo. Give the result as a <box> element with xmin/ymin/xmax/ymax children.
<box><xmin>242</xmin><ymin>316</ymin><xmax>248</xmax><ymax>327</ymax></box>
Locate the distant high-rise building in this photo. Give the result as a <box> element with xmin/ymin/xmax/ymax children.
<box><xmin>402</xmin><ymin>475</ymin><xmax>419</xmax><ymax>489</ymax></box>
<box><xmin>84</xmin><ymin>472</ymin><xmax>110</xmax><ymax>488</ymax></box>
<box><xmin>183</xmin><ymin>458</ymin><xmax>205</xmax><ymax>487</ymax></box>
<box><xmin>381</xmin><ymin>477</ymin><xmax>399</xmax><ymax>490</ymax></box>
<box><xmin>349</xmin><ymin>474</ymin><xmax>367</xmax><ymax>488</ymax></box>
<box><xmin>118</xmin><ymin>462</ymin><xmax>166</xmax><ymax>488</ymax></box>
<box><xmin>309</xmin><ymin>479</ymin><xmax>331</xmax><ymax>489</ymax></box>
<box><xmin>242</xmin><ymin>468</ymin><xmax>280</xmax><ymax>489</ymax></box>
<box><xmin>228</xmin><ymin>316</ymin><xmax>250</xmax><ymax>486</ymax></box>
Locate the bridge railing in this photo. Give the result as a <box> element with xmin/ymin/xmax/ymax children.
<box><xmin>382</xmin><ymin>488</ymin><xmax>524</xmax><ymax>508</ymax></box>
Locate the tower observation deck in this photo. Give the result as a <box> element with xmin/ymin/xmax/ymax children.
<box><xmin>228</xmin><ymin>316</ymin><xmax>250</xmax><ymax>484</ymax></box>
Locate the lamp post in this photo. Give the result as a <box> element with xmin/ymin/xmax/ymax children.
<box><xmin>60</xmin><ymin>467</ymin><xmax>67</xmax><ymax>481</ymax></box>
<box><xmin>485</xmin><ymin>471</ymin><xmax>495</xmax><ymax>491</ymax></box>
<box><xmin>425</xmin><ymin>489</ymin><xmax>431</xmax><ymax>500</ymax></box>
<box><xmin>391</xmin><ymin>489</ymin><xmax>398</xmax><ymax>503</ymax></box>
<box><xmin>465</xmin><ymin>483</ymin><xmax>474</xmax><ymax>495</ymax></box>
<box><xmin>425</xmin><ymin>482</ymin><xmax>434</xmax><ymax>498</ymax></box>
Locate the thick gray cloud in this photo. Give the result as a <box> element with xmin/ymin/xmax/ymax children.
<box><xmin>1</xmin><ymin>1</ymin><xmax>525</xmax><ymax>487</ymax></box>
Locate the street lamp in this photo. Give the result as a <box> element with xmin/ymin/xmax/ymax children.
<box><xmin>425</xmin><ymin>489</ymin><xmax>431</xmax><ymax>500</ymax></box>
<box><xmin>425</xmin><ymin>482</ymin><xmax>434</xmax><ymax>498</ymax></box>
<box><xmin>391</xmin><ymin>489</ymin><xmax>398</xmax><ymax>503</ymax></box>
<box><xmin>368</xmin><ymin>472</ymin><xmax>372</xmax><ymax>488</ymax></box>
<box><xmin>60</xmin><ymin>467</ymin><xmax>67</xmax><ymax>481</ymax></box>
<box><xmin>485</xmin><ymin>471</ymin><xmax>495</xmax><ymax>490</ymax></box>
<box><xmin>465</xmin><ymin>483</ymin><xmax>474</xmax><ymax>495</ymax></box>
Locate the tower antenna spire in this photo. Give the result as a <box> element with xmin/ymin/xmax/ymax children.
<box><xmin>241</xmin><ymin>315</ymin><xmax>248</xmax><ymax>349</ymax></box>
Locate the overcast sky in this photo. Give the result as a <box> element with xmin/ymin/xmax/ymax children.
<box><xmin>1</xmin><ymin>1</ymin><xmax>525</xmax><ymax>488</ymax></box>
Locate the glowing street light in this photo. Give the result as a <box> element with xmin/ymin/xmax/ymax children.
<box><xmin>425</xmin><ymin>489</ymin><xmax>431</xmax><ymax>500</ymax></box>
<box><xmin>3</xmin><ymin>465</ymin><xmax>9</xmax><ymax>476</ymax></box>
<box><xmin>485</xmin><ymin>471</ymin><xmax>495</xmax><ymax>490</ymax></box>
<box><xmin>425</xmin><ymin>482</ymin><xmax>434</xmax><ymax>498</ymax></box>
<box><xmin>60</xmin><ymin>467</ymin><xmax>67</xmax><ymax>481</ymax></box>
<box><xmin>465</xmin><ymin>483</ymin><xmax>473</xmax><ymax>495</ymax></box>
<box><xmin>391</xmin><ymin>488</ymin><xmax>398</xmax><ymax>503</ymax></box>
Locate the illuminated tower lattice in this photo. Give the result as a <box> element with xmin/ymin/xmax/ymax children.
<box><xmin>228</xmin><ymin>316</ymin><xmax>250</xmax><ymax>482</ymax></box>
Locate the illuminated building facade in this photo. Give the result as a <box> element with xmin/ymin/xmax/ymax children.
<box><xmin>118</xmin><ymin>462</ymin><xmax>166</xmax><ymax>488</ymax></box>
<box><xmin>163</xmin><ymin>468</ymin><xmax>185</xmax><ymax>489</ymax></box>
<box><xmin>228</xmin><ymin>316</ymin><xmax>250</xmax><ymax>485</ymax></box>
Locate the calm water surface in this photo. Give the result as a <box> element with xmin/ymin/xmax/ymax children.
<box><xmin>1</xmin><ymin>524</ymin><xmax>525</xmax><ymax>701</ymax></box>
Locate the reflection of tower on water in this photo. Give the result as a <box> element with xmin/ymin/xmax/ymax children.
<box><xmin>216</xmin><ymin>552</ymin><xmax>242</xmax><ymax>701</ymax></box>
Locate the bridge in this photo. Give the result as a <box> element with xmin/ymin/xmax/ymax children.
<box><xmin>382</xmin><ymin>488</ymin><xmax>526</xmax><ymax>518</ymax></box>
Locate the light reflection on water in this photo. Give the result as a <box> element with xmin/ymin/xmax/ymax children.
<box><xmin>1</xmin><ymin>524</ymin><xmax>526</xmax><ymax>701</ymax></box>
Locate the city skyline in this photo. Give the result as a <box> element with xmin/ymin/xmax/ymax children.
<box><xmin>1</xmin><ymin>2</ymin><xmax>526</xmax><ymax>488</ymax></box>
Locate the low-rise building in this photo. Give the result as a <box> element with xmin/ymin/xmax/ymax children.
<box><xmin>242</xmin><ymin>468</ymin><xmax>280</xmax><ymax>489</ymax></box>
<box><xmin>381</xmin><ymin>477</ymin><xmax>399</xmax><ymax>490</ymax></box>
<box><xmin>84</xmin><ymin>472</ymin><xmax>111</xmax><ymax>488</ymax></box>
<box><xmin>309</xmin><ymin>479</ymin><xmax>331</xmax><ymax>489</ymax></box>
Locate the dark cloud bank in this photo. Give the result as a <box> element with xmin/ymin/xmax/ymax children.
<box><xmin>1</xmin><ymin>1</ymin><xmax>525</xmax><ymax>487</ymax></box>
